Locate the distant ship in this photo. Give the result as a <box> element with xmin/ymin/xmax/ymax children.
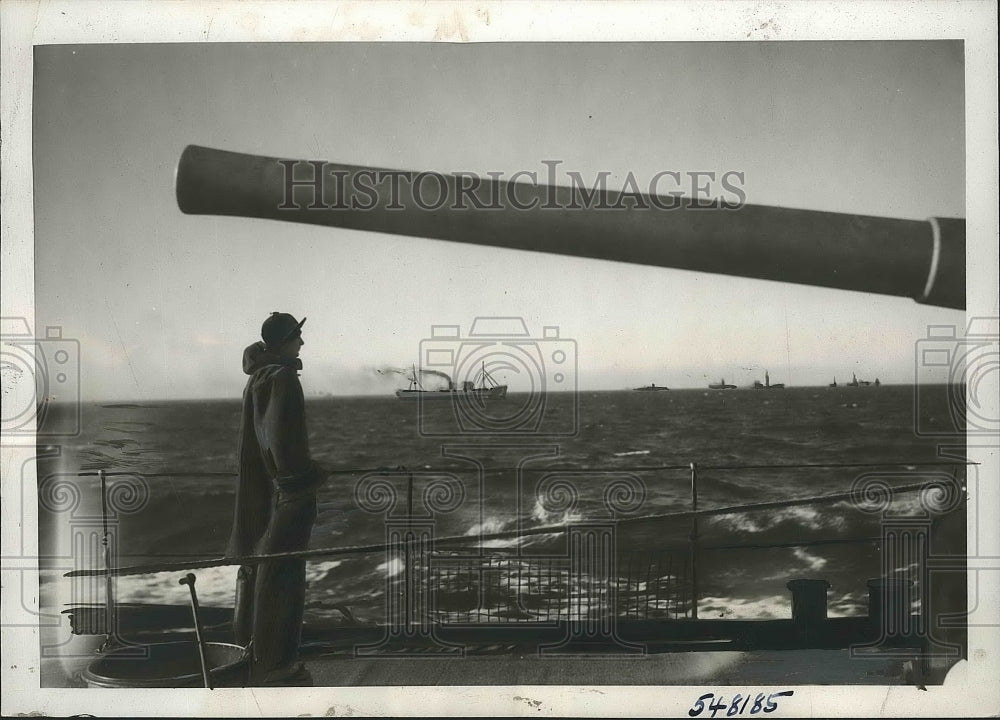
<box><xmin>847</xmin><ymin>372</ymin><xmax>878</xmax><ymax>388</ymax></box>
<box><xmin>752</xmin><ymin>371</ymin><xmax>785</xmax><ymax>390</ymax></box>
<box><xmin>708</xmin><ymin>378</ymin><xmax>737</xmax><ymax>390</ymax></box>
<box><xmin>395</xmin><ymin>364</ymin><xmax>507</xmax><ymax>401</ymax></box>
<box><xmin>634</xmin><ymin>383</ymin><xmax>669</xmax><ymax>391</ymax></box>
<box><xmin>829</xmin><ymin>377</ymin><xmax>838</xmax><ymax>387</ymax></box>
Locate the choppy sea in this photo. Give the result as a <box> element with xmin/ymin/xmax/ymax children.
<box><xmin>36</xmin><ymin>385</ymin><xmax>965</xmax><ymax>625</ymax></box>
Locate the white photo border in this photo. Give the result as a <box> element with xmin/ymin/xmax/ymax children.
<box><xmin>2</xmin><ymin>1</ymin><xmax>997</xmax><ymax>717</ymax></box>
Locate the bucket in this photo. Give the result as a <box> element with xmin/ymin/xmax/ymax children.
<box><xmin>82</xmin><ymin>641</ymin><xmax>248</xmax><ymax>688</ymax></box>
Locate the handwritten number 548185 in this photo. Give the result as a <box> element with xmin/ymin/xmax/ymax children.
<box><xmin>689</xmin><ymin>691</ymin><xmax>795</xmax><ymax>717</ymax></box>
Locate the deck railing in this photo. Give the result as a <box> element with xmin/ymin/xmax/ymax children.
<box><xmin>57</xmin><ymin>459</ymin><xmax>969</xmax><ymax>653</ymax></box>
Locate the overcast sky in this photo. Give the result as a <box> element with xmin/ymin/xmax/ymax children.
<box><xmin>33</xmin><ymin>41</ymin><xmax>966</xmax><ymax>401</ymax></box>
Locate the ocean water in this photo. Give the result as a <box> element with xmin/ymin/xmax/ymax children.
<box><xmin>36</xmin><ymin>385</ymin><xmax>965</xmax><ymax>625</ymax></box>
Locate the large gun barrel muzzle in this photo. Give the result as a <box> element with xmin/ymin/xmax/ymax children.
<box><xmin>176</xmin><ymin>144</ymin><xmax>964</xmax><ymax>310</ymax></box>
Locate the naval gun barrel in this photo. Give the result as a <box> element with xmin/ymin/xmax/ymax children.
<box><xmin>175</xmin><ymin>145</ymin><xmax>964</xmax><ymax>310</ymax></box>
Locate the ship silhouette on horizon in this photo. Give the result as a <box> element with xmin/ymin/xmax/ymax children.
<box><xmin>847</xmin><ymin>372</ymin><xmax>880</xmax><ymax>388</ymax></box>
<box><xmin>708</xmin><ymin>378</ymin><xmax>737</xmax><ymax>390</ymax></box>
<box><xmin>395</xmin><ymin>363</ymin><xmax>507</xmax><ymax>401</ymax></box>
<box><xmin>634</xmin><ymin>382</ymin><xmax>670</xmax><ymax>391</ymax></box>
<box><xmin>752</xmin><ymin>370</ymin><xmax>785</xmax><ymax>390</ymax></box>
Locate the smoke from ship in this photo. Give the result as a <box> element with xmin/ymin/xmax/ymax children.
<box><xmin>373</xmin><ymin>365</ymin><xmax>454</xmax><ymax>390</ymax></box>
<box><xmin>418</xmin><ymin>368</ymin><xmax>454</xmax><ymax>390</ymax></box>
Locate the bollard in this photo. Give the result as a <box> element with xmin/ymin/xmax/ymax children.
<box><xmin>786</xmin><ymin>578</ymin><xmax>830</xmax><ymax>646</ymax></box>
<box><xmin>787</xmin><ymin>578</ymin><xmax>831</xmax><ymax>625</ymax></box>
<box><xmin>867</xmin><ymin>577</ymin><xmax>914</xmax><ymax>639</ymax></box>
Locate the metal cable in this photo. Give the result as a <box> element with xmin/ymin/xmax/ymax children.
<box><xmin>65</xmin><ymin>477</ymin><xmax>954</xmax><ymax>579</ymax></box>
<box><xmin>73</xmin><ymin>458</ymin><xmax>972</xmax><ymax>479</ymax></box>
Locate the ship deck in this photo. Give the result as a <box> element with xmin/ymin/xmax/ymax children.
<box><xmin>46</xmin><ymin>606</ymin><xmax>934</xmax><ymax>688</ymax></box>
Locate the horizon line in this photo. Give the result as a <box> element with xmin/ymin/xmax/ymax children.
<box><xmin>49</xmin><ymin>381</ymin><xmax>961</xmax><ymax>405</ymax></box>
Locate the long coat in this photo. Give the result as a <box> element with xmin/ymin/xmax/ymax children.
<box><xmin>228</xmin><ymin>341</ymin><xmax>323</xmax><ymax>680</ymax></box>
<box><xmin>228</xmin><ymin>341</ymin><xmax>320</xmax><ymax>557</ymax></box>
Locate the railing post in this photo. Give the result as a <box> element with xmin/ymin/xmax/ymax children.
<box><xmin>689</xmin><ymin>462</ymin><xmax>699</xmax><ymax>621</ymax></box>
<box><xmin>98</xmin><ymin>469</ymin><xmax>118</xmax><ymax>651</ymax></box>
<box><xmin>353</xmin><ymin>469</ymin><xmax>464</xmax><ymax>656</ymax></box>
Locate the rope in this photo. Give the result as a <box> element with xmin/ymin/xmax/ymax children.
<box><xmin>65</xmin><ymin>478</ymin><xmax>954</xmax><ymax>579</ymax></box>
<box><xmin>701</xmin><ymin>536</ymin><xmax>880</xmax><ymax>551</ymax></box>
<box><xmin>73</xmin><ymin>458</ymin><xmax>972</xmax><ymax>479</ymax></box>
<box><xmin>617</xmin><ymin>478</ymin><xmax>950</xmax><ymax>525</ymax></box>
